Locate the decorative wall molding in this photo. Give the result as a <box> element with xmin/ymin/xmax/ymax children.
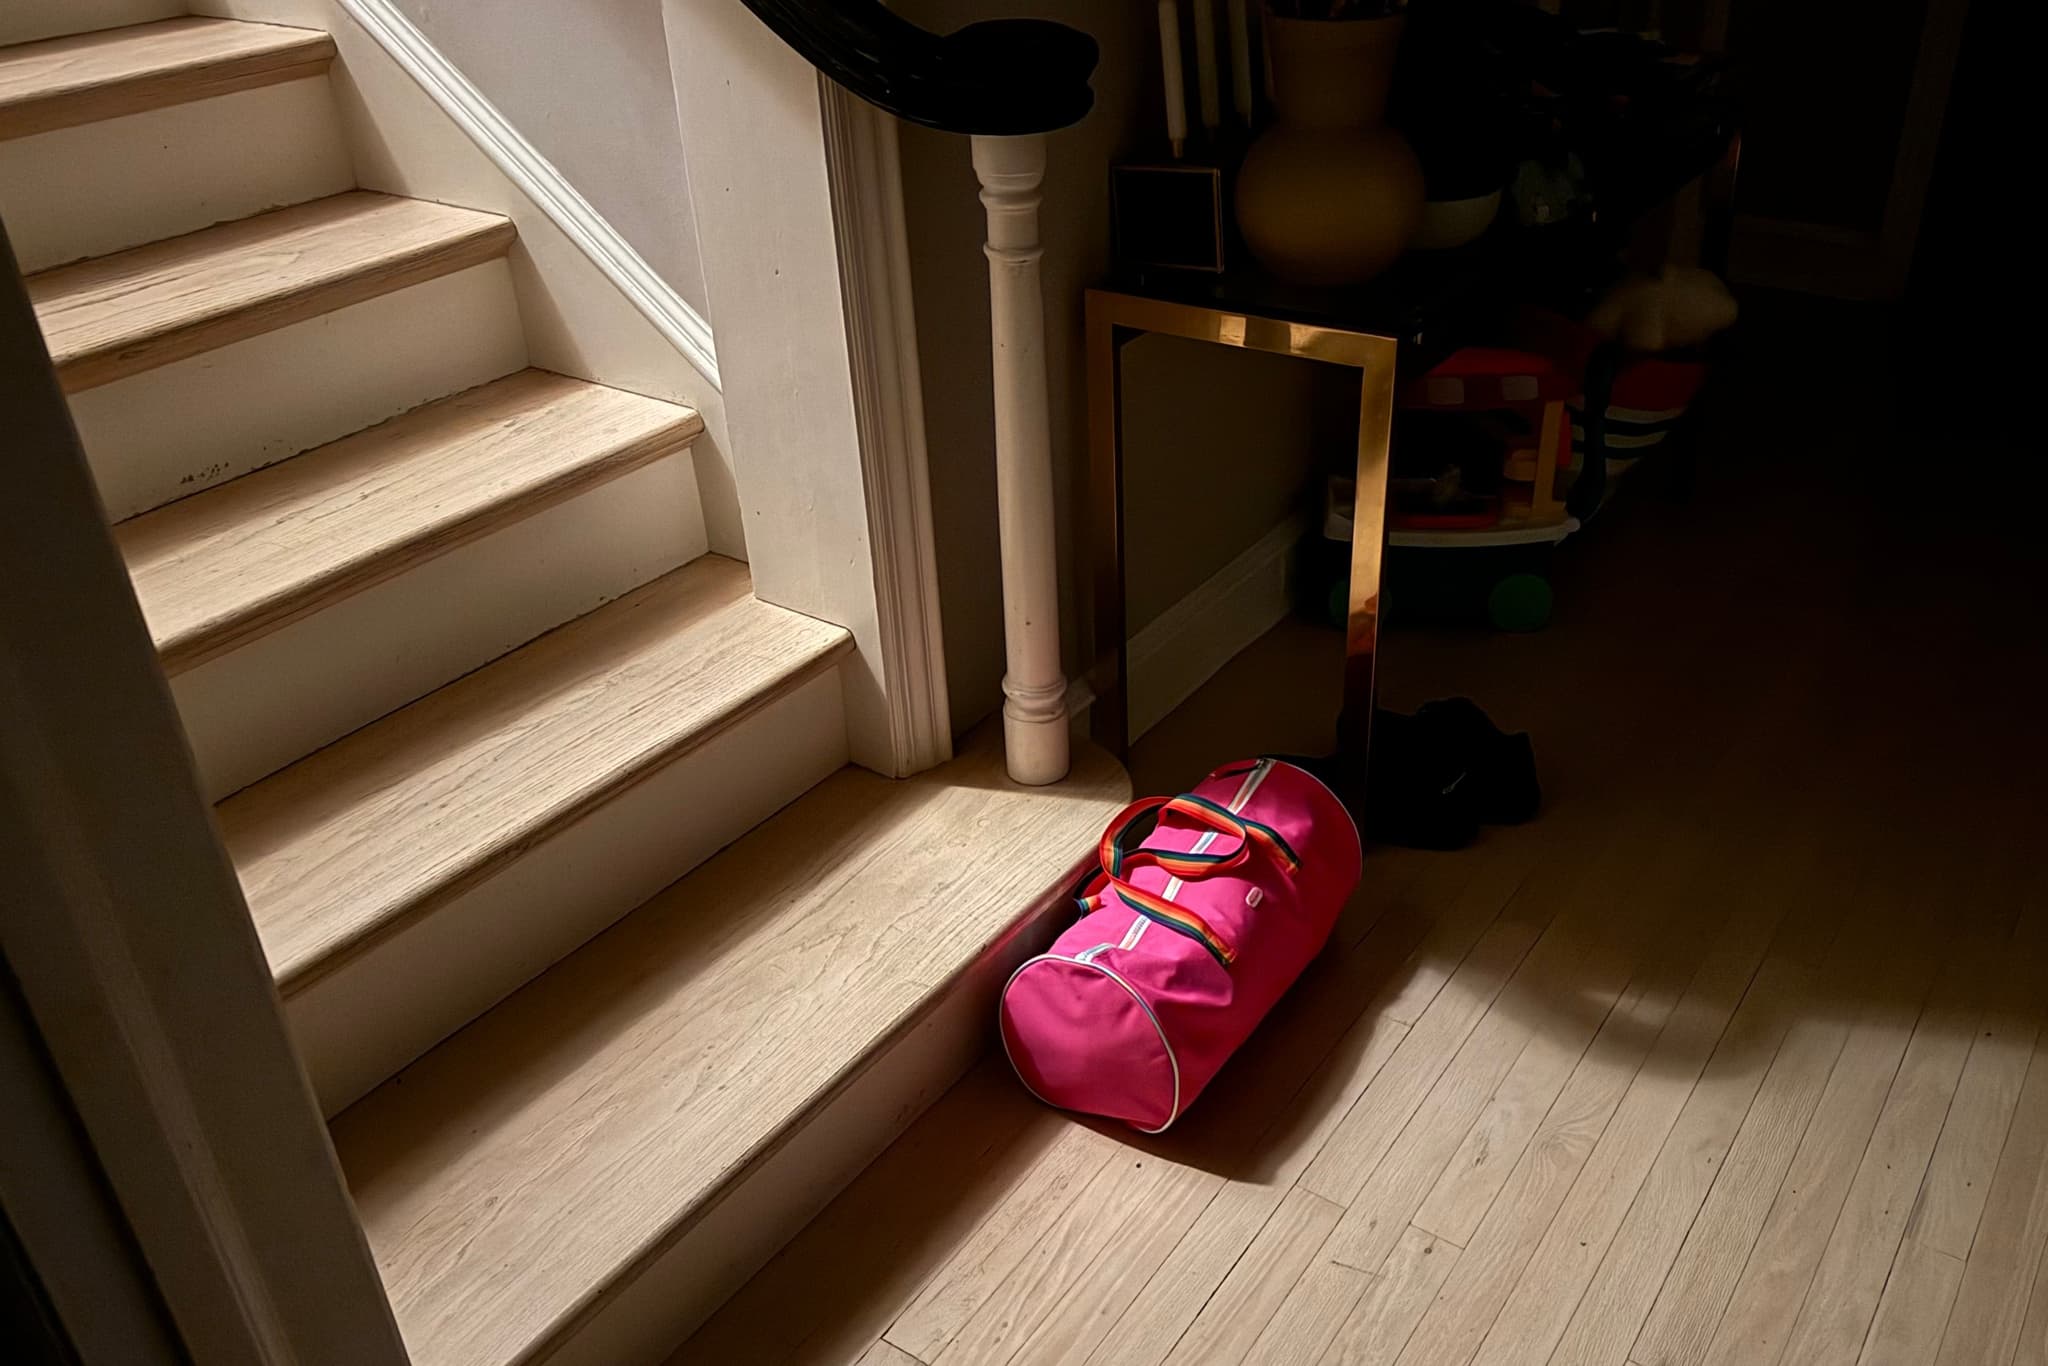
<box><xmin>1126</xmin><ymin>514</ymin><xmax>1306</xmax><ymax>741</ymax></box>
<box><xmin>819</xmin><ymin>83</ymin><xmax>952</xmax><ymax>775</ymax></box>
<box><xmin>335</xmin><ymin>0</ymin><xmax>720</xmax><ymax>389</ymax></box>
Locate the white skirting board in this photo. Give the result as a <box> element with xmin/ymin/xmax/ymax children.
<box><xmin>1126</xmin><ymin>514</ymin><xmax>1309</xmax><ymax>741</ymax></box>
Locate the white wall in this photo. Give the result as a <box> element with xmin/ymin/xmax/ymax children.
<box><xmin>390</xmin><ymin>0</ymin><xmax>710</xmax><ymax>315</ymax></box>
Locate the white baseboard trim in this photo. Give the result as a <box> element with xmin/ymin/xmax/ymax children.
<box><xmin>334</xmin><ymin>0</ymin><xmax>720</xmax><ymax>390</ymax></box>
<box><xmin>1127</xmin><ymin>514</ymin><xmax>1306</xmax><ymax>741</ymax></box>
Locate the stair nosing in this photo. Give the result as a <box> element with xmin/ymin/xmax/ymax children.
<box><xmin>29</xmin><ymin>191</ymin><xmax>516</xmax><ymax>393</ymax></box>
<box><xmin>533</xmin><ymin>847</ymin><xmax>1097</xmax><ymax>1366</ymax></box>
<box><xmin>0</xmin><ymin>17</ymin><xmax>337</xmax><ymax>141</ymax></box>
<box><xmin>248</xmin><ymin>580</ymin><xmax>854</xmax><ymax>996</ymax></box>
<box><xmin>127</xmin><ymin>374</ymin><xmax>707</xmax><ymax>675</ymax></box>
<box><xmin>328</xmin><ymin>733</ymin><xmax>1128</xmax><ymax>1366</ymax></box>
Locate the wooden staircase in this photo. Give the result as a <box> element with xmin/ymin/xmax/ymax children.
<box><xmin>2</xmin><ymin>7</ymin><xmax>1125</xmax><ymax>1364</ymax></box>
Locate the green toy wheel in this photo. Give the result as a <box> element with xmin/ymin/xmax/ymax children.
<box><xmin>1487</xmin><ymin>572</ymin><xmax>1553</xmax><ymax>632</ymax></box>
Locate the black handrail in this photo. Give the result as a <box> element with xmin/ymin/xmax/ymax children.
<box><xmin>737</xmin><ymin>1</ymin><xmax>1097</xmax><ymax>135</ymax></box>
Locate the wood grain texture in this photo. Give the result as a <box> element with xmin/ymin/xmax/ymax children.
<box><xmin>680</xmin><ymin>1061</ymin><xmax>1062</xmax><ymax>1366</ymax></box>
<box><xmin>1161</xmin><ymin>1186</ymin><xmax>1345</xmax><ymax>1366</ymax></box>
<box><xmin>1321</xmin><ymin>1228</ymin><xmax>1461</xmax><ymax>1366</ymax></box>
<box><xmin>1860</xmin><ymin>1239</ymin><xmax>1966</xmax><ymax>1366</ymax></box>
<box><xmin>1395</xmin><ymin>915</ymin><xmax>1724</xmax><ymax>1366</ymax></box>
<box><xmin>678</xmin><ymin>337</ymin><xmax>2048</xmax><ymax>1366</ymax></box>
<box><xmin>882</xmin><ymin>1124</ymin><xmax>1122</xmax><ymax>1361</ymax></box>
<box><xmin>928</xmin><ymin>1155</ymin><xmax>1181</xmax><ymax>1366</ymax></box>
<box><xmin>28</xmin><ymin>190</ymin><xmax>513</xmax><ymax>391</ymax></box>
<box><xmin>330</xmin><ymin>731</ymin><xmax>1126</xmax><ymax>1366</ymax></box>
<box><xmin>2016</xmin><ymin>1251</ymin><xmax>2048</xmax><ymax>1366</ymax></box>
<box><xmin>1691</xmin><ymin>972</ymin><xmax>1942</xmax><ymax>1366</ymax></box>
<box><xmin>855</xmin><ymin>1342</ymin><xmax>925</xmax><ymax>1366</ymax></box>
<box><xmin>219</xmin><ymin>555</ymin><xmax>848</xmax><ymax>992</ymax></box>
<box><xmin>997</xmin><ymin>1169</ymin><xmax>1218</xmax><ymax>1366</ymax></box>
<box><xmin>1328</xmin><ymin>821</ymin><xmax>1679</xmax><ymax>1277</ymax></box>
<box><xmin>1469</xmin><ymin>895</ymin><xmax>1816</xmax><ymax>1366</ymax></box>
<box><xmin>1906</xmin><ymin>914</ymin><xmax>2048</xmax><ymax>1261</ymax></box>
<box><xmin>0</xmin><ymin>16</ymin><xmax>332</xmax><ymax>140</ymax></box>
<box><xmin>1935</xmin><ymin>1039</ymin><xmax>2048</xmax><ymax>1366</ymax></box>
<box><xmin>116</xmin><ymin>369</ymin><xmax>701</xmax><ymax>673</ymax></box>
<box><xmin>1772</xmin><ymin>926</ymin><xmax>2006</xmax><ymax>1366</ymax></box>
<box><xmin>1625</xmin><ymin>901</ymin><xmax>1924</xmax><ymax>1366</ymax></box>
<box><xmin>1243</xmin><ymin>1257</ymin><xmax>1372</xmax><ymax>1366</ymax></box>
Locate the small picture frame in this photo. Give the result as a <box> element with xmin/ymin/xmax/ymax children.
<box><xmin>1111</xmin><ymin>161</ymin><xmax>1227</xmax><ymax>274</ymax></box>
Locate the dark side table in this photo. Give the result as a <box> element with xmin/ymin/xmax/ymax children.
<box><xmin>1084</xmin><ymin>120</ymin><xmax>1738</xmax><ymax>769</ymax></box>
<box><xmin>1084</xmin><ymin>289</ymin><xmax>1398</xmax><ymax>764</ymax></box>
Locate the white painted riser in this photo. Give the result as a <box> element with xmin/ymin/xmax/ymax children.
<box><xmin>0</xmin><ymin>0</ymin><xmax>180</xmax><ymax>47</ymax></box>
<box><xmin>72</xmin><ymin>260</ymin><xmax>529</xmax><ymax>521</ymax></box>
<box><xmin>0</xmin><ymin>76</ymin><xmax>353</xmax><ymax>275</ymax></box>
<box><xmin>173</xmin><ymin>449</ymin><xmax>708</xmax><ymax>802</ymax></box>
<box><xmin>292</xmin><ymin>664</ymin><xmax>850</xmax><ymax>1115</ymax></box>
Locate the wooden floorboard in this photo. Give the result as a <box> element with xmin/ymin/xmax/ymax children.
<box><xmin>677</xmin><ymin>304</ymin><xmax>2048</xmax><ymax>1366</ymax></box>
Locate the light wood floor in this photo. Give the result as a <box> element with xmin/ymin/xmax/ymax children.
<box><xmin>683</xmin><ymin>305</ymin><xmax>2048</xmax><ymax>1366</ymax></box>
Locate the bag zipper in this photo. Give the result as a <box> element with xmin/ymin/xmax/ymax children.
<box><xmin>1107</xmin><ymin>758</ymin><xmax>1278</xmax><ymax>966</ymax></box>
<box><xmin>1162</xmin><ymin>757</ymin><xmax>1274</xmax><ymax>899</ymax></box>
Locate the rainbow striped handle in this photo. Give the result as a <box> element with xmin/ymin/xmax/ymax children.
<box><xmin>1076</xmin><ymin>791</ymin><xmax>1303</xmax><ymax>967</ymax></box>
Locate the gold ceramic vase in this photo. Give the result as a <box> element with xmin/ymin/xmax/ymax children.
<box><xmin>1235</xmin><ymin>13</ymin><xmax>1424</xmax><ymax>286</ymax></box>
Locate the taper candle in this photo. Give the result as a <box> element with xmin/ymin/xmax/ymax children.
<box><xmin>1192</xmin><ymin>0</ymin><xmax>1221</xmax><ymax>136</ymax></box>
<box><xmin>1227</xmin><ymin>0</ymin><xmax>1254</xmax><ymax>124</ymax></box>
<box><xmin>1157</xmin><ymin>0</ymin><xmax>1188</xmax><ymax>157</ymax></box>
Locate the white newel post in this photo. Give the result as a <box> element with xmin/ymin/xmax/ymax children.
<box><xmin>970</xmin><ymin>133</ymin><xmax>1070</xmax><ymax>786</ymax></box>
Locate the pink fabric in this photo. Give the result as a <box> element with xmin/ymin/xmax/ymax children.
<box><xmin>999</xmin><ymin>758</ymin><xmax>1362</xmax><ymax>1132</ymax></box>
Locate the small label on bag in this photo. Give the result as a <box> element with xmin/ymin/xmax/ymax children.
<box><xmin>1245</xmin><ymin>888</ymin><xmax>1264</xmax><ymax>908</ymax></box>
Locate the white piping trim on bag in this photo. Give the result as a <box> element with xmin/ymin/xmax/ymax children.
<box><xmin>999</xmin><ymin>954</ymin><xmax>1183</xmax><ymax>1134</ymax></box>
<box><xmin>337</xmin><ymin>0</ymin><xmax>721</xmax><ymax>390</ymax></box>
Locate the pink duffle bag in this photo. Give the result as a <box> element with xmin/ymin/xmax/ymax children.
<box><xmin>1000</xmin><ymin>757</ymin><xmax>1362</xmax><ymax>1132</ymax></box>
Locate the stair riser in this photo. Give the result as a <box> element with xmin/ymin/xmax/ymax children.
<box><xmin>0</xmin><ymin>0</ymin><xmax>180</xmax><ymax>47</ymax></box>
<box><xmin>289</xmin><ymin>664</ymin><xmax>851</xmax><ymax>1115</ymax></box>
<box><xmin>74</xmin><ymin>260</ymin><xmax>527</xmax><ymax>521</ymax></box>
<box><xmin>545</xmin><ymin>885</ymin><xmax>1073</xmax><ymax>1366</ymax></box>
<box><xmin>173</xmin><ymin>449</ymin><xmax>708</xmax><ymax>802</ymax></box>
<box><xmin>0</xmin><ymin>76</ymin><xmax>350</xmax><ymax>275</ymax></box>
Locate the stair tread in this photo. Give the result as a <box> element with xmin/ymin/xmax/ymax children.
<box><xmin>218</xmin><ymin>555</ymin><xmax>852</xmax><ymax>992</ymax></box>
<box><xmin>116</xmin><ymin>369</ymin><xmax>703</xmax><ymax>673</ymax></box>
<box><xmin>329</xmin><ymin>728</ymin><xmax>1126</xmax><ymax>1366</ymax></box>
<box><xmin>0</xmin><ymin>16</ymin><xmax>333</xmax><ymax>140</ymax></box>
<box><xmin>27</xmin><ymin>190</ymin><xmax>514</xmax><ymax>392</ymax></box>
